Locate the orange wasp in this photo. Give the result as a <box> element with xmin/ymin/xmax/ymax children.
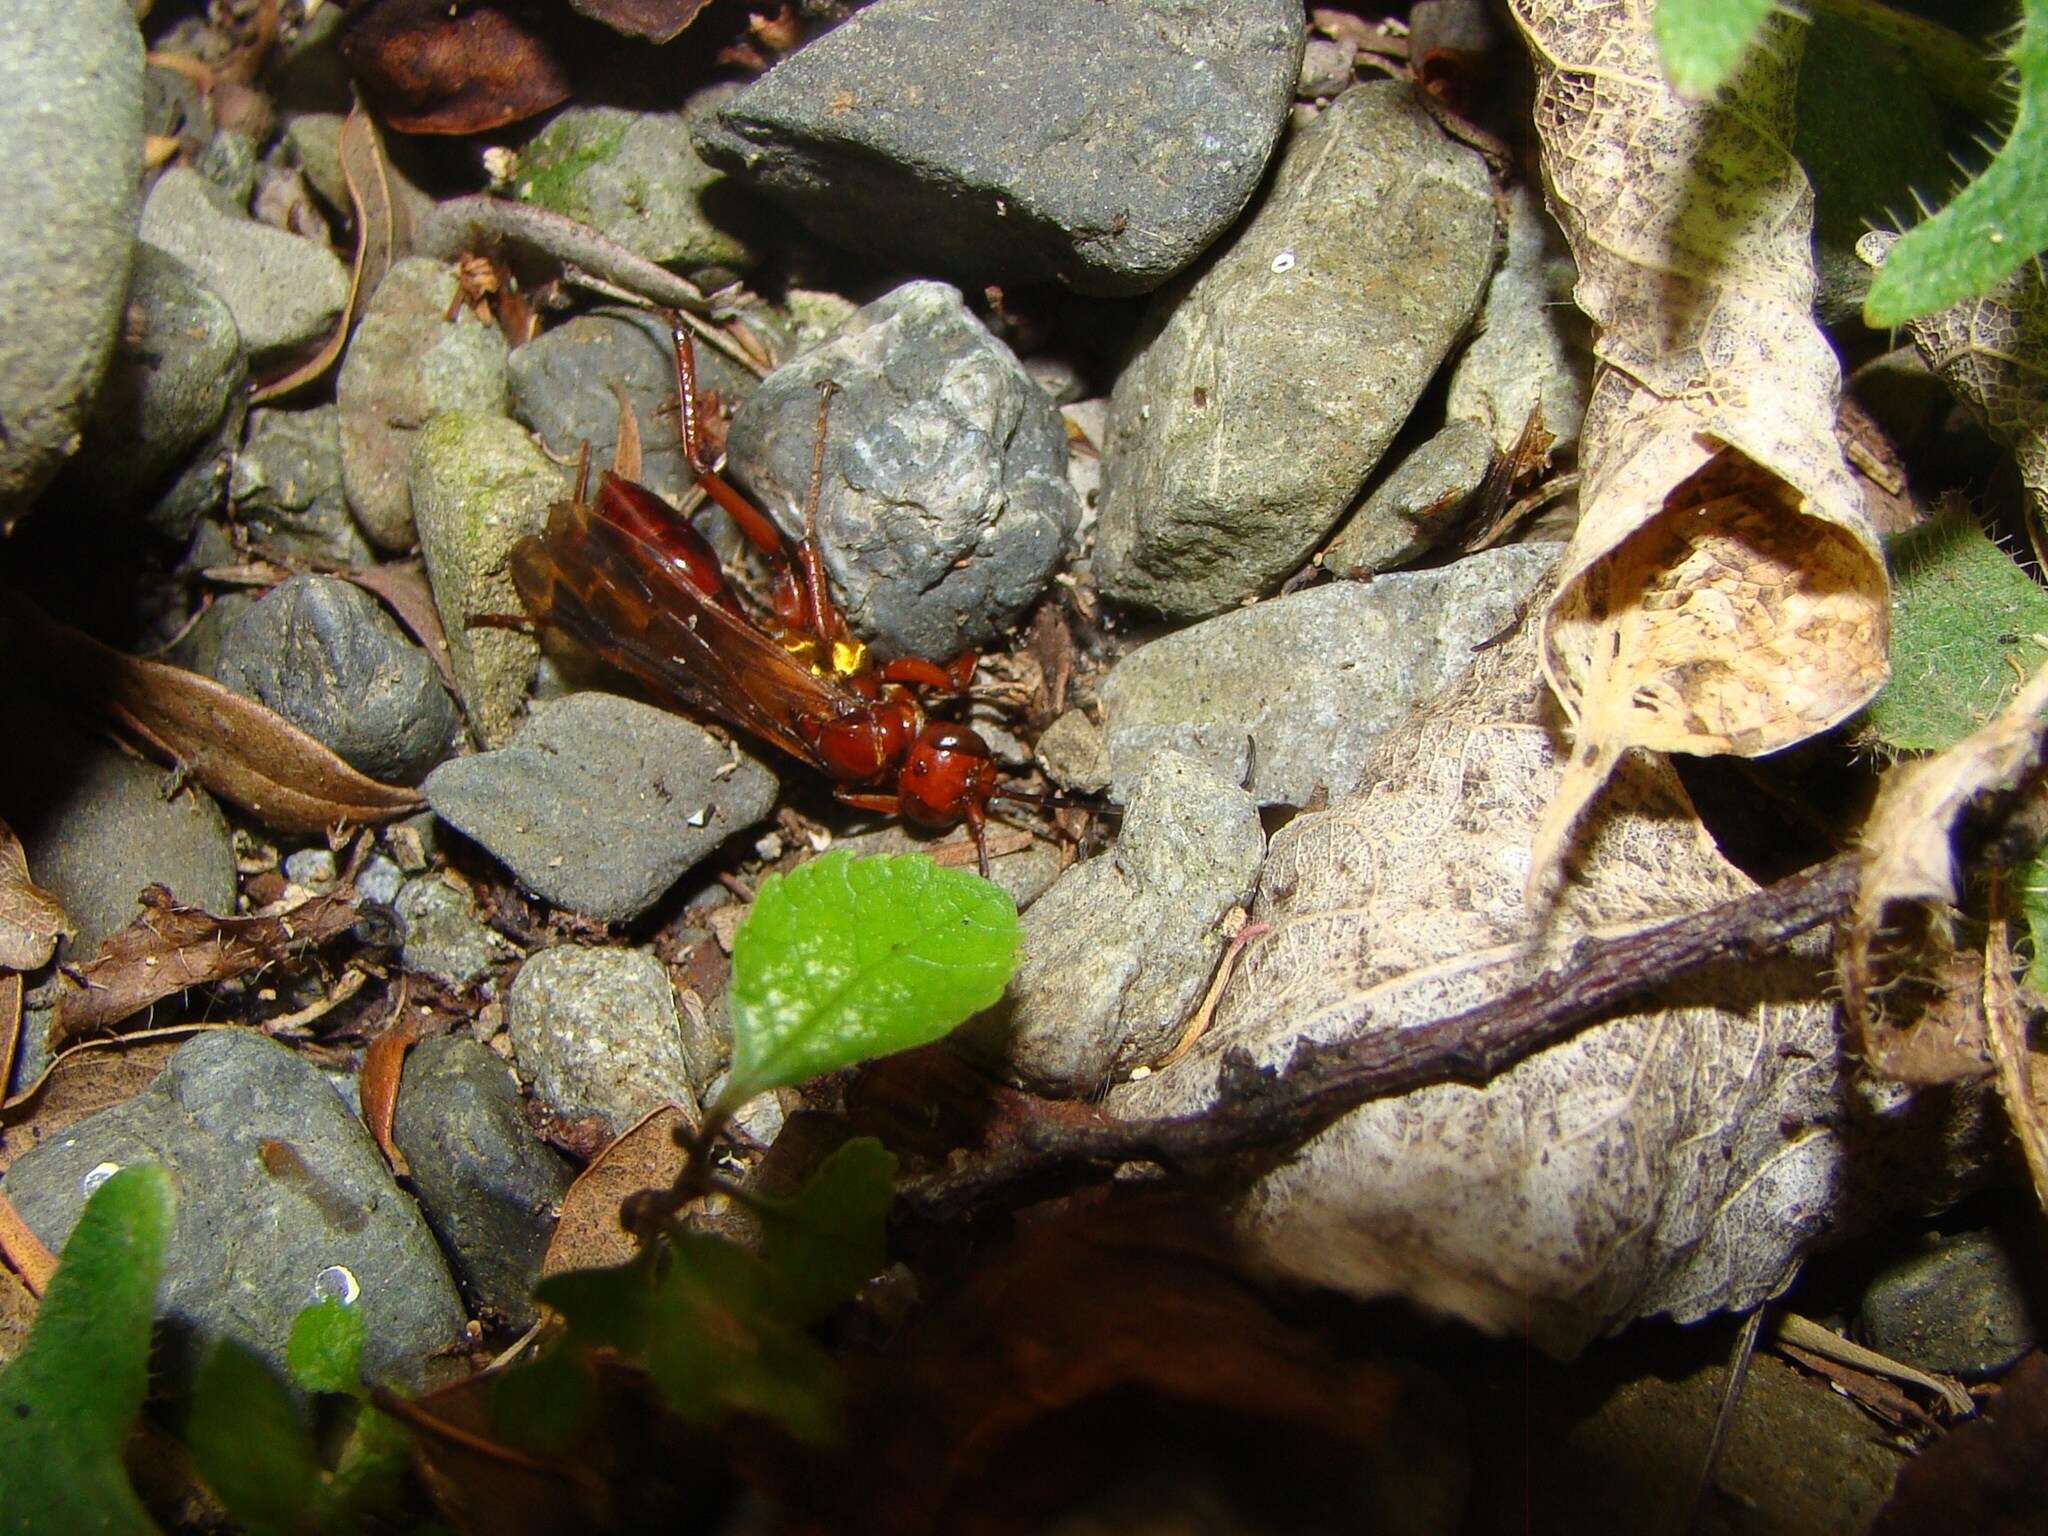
<box><xmin>507</xmin><ymin>316</ymin><xmax>1073</xmax><ymax>876</ymax></box>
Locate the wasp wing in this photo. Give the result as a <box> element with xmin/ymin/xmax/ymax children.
<box><xmin>510</xmin><ymin>495</ymin><xmax>857</xmax><ymax>767</ymax></box>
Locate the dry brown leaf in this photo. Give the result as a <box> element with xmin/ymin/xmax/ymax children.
<box><xmin>1507</xmin><ymin>1</ymin><xmax>1887</xmax><ymax>898</ymax></box>
<box><xmin>0</xmin><ymin>1189</ymin><xmax>55</xmax><ymax>1296</ymax></box>
<box><xmin>47</xmin><ymin>885</ymin><xmax>361</xmax><ymax>1046</ymax></box>
<box><xmin>339</xmin><ymin>0</ymin><xmax>574</xmax><ymax>135</ymax></box>
<box><xmin>253</xmin><ymin>103</ymin><xmax>414</xmax><ymax>404</ymax></box>
<box><xmin>1114</xmin><ymin>602</ymin><xmax>1854</xmax><ymax>1356</ymax></box>
<box><xmin>0</xmin><ymin>818</ymin><xmax>69</xmax><ymax>972</ymax></box>
<box><xmin>0</xmin><ymin>1261</ymin><xmax>35</xmax><ymax>1363</ymax></box>
<box><xmin>0</xmin><ymin>974</ymin><xmax>19</xmax><ymax>1108</ymax></box>
<box><xmin>541</xmin><ymin>1103</ymin><xmax>696</xmax><ymax>1278</ymax></box>
<box><xmin>3</xmin><ymin>592</ymin><xmax>422</xmax><ymax>834</ymax></box>
<box><xmin>567</xmin><ymin>0</ymin><xmax>712</xmax><ymax>44</ymax></box>
<box><xmin>0</xmin><ymin>1028</ymin><xmax>206</xmax><ymax>1175</ymax></box>
<box><xmin>1842</xmin><ymin>664</ymin><xmax>2048</xmax><ymax>1078</ymax></box>
<box><xmin>360</xmin><ymin>984</ymin><xmax>428</xmax><ymax>1177</ymax></box>
<box><xmin>608</xmin><ymin>382</ymin><xmax>642</xmax><ymax>484</ymax></box>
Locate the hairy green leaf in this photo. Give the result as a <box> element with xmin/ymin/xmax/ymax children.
<box><xmin>723</xmin><ymin>852</ymin><xmax>1020</xmax><ymax>1102</ymax></box>
<box><xmin>188</xmin><ymin>1341</ymin><xmax>326</xmax><ymax>1536</ymax></box>
<box><xmin>1655</xmin><ymin>0</ymin><xmax>1776</xmax><ymax>96</ymax></box>
<box><xmin>286</xmin><ymin>1298</ymin><xmax>364</xmax><ymax>1396</ymax></box>
<box><xmin>1865</xmin><ymin>0</ymin><xmax>2047</xmax><ymax>325</ymax></box>
<box><xmin>2018</xmin><ymin>844</ymin><xmax>2048</xmax><ymax>996</ymax></box>
<box><xmin>1866</xmin><ymin>513</ymin><xmax>2048</xmax><ymax>752</ymax></box>
<box><xmin>0</xmin><ymin>1165</ymin><xmax>172</xmax><ymax>1536</ymax></box>
<box><xmin>754</xmin><ymin>1137</ymin><xmax>897</xmax><ymax>1325</ymax></box>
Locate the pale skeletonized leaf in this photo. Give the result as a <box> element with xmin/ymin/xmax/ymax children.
<box><xmin>1115</xmin><ymin>606</ymin><xmax>1858</xmax><ymax>1357</ymax></box>
<box><xmin>1862</xmin><ymin>230</ymin><xmax>2048</xmax><ymax>564</ymax></box>
<box><xmin>1508</xmin><ymin>1</ymin><xmax>1888</xmax><ymax>898</ymax></box>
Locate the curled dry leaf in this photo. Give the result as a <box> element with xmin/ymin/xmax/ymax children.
<box><xmin>1861</xmin><ymin>230</ymin><xmax>2048</xmax><ymax>559</ymax></box>
<box><xmin>542</xmin><ymin>1102</ymin><xmax>698</xmax><ymax>1278</ymax></box>
<box><xmin>1843</xmin><ymin>663</ymin><xmax>2048</xmax><ymax>1075</ymax></box>
<box><xmin>1114</xmin><ymin>604</ymin><xmax>1857</xmax><ymax>1357</ymax></box>
<box><xmin>339</xmin><ymin>0</ymin><xmax>574</xmax><ymax>135</ymax></box>
<box><xmin>0</xmin><ymin>818</ymin><xmax>68</xmax><ymax>972</ymax></box>
<box><xmin>2</xmin><ymin>592</ymin><xmax>422</xmax><ymax>834</ymax></box>
<box><xmin>252</xmin><ymin>102</ymin><xmax>416</xmax><ymax>405</ymax></box>
<box><xmin>359</xmin><ymin>981</ymin><xmax>430</xmax><ymax>1177</ymax></box>
<box><xmin>47</xmin><ymin>885</ymin><xmax>362</xmax><ymax>1047</ymax></box>
<box><xmin>0</xmin><ymin>1189</ymin><xmax>55</xmax><ymax>1296</ymax></box>
<box><xmin>0</xmin><ymin>975</ymin><xmax>19</xmax><ymax>1114</ymax></box>
<box><xmin>1507</xmin><ymin>1</ymin><xmax>1887</xmax><ymax>897</ymax></box>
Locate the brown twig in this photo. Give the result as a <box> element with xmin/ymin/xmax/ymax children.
<box><xmin>899</xmin><ymin>853</ymin><xmax>1860</xmax><ymax>1222</ymax></box>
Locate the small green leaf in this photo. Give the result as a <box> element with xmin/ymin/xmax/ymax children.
<box><xmin>532</xmin><ymin>1253</ymin><xmax>660</xmax><ymax>1354</ymax></box>
<box><xmin>640</xmin><ymin>1234</ymin><xmax>839</xmax><ymax>1443</ymax></box>
<box><xmin>286</xmin><ymin>1298</ymin><xmax>364</xmax><ymax>1396</ymax></box>
<box><xmin>187</xmin><ymin>1341</ymin><xmax>327</xmax><ymax>1536</ymax></box>
<box><xmin>2017</xmin><ymin>843</ymin><xmax>2048</xmax><ymax>996</ymax></box>
<box><xmin>1865</xmin><ymin>0</ymin><xmax>2048</xmax><ymax>326</ymax></box>
<box><xmin>1866</xmin><ymin>513</ymin><xmax>2048</xmax><ymax>752</ymax></box>
<box><xmin>0</xmin><ymin>1164</ymin><xmax>172</xmax><ymax>1536</ymax></box>
<box><xmin>1655</xmin><ymin>0</ymin><xmax>1777</xmax><ymax>96</ymax></box>
<box><xmin>754</xmin><ymin>1138</ymin><xmax>898</xmax><ymax>1325</ymax></box>
<box><xmin>723</xmin><ymin>852</ymin><xmax>1020</xmax><ymax>1102</ymax></box>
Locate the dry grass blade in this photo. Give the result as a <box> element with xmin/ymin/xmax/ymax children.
<box><xmin>252</xmin><ymin>102</ymin><xmax>411</xmax><ymax>404</ymax></box>
<box><xmin>0</xmin><ymin>817</ymin><xmax>68</xmax><ymax>972</ymax></box>
<box><xmin>47</xmin><ymin>885</ymin><xmax>362</xmax><ymax>1046</ymax></box>
<box><xmin>2</xmin><ymin>591</ymin><xmax>423</xmax><ymax>833</ymax></box>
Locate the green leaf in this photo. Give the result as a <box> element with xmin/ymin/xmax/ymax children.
<box><xmin>2016</xmin><ymin>843</ymin><xmax>2048</xmax><ymax>995</ymax></box>
<box><xmin>640</xmin><ymin>1234</ymin><xmax>839</xmax><ymax>1443</ymax></box>
<box><xmin>532</xmin><ymin>1253</ymin><xmax>659</xmax><ymax>1354</ymax></box>
<box><xmin>1655</xmin><ymin>0</ymin><xmax>1777</xmax><ymax>96</ymax></box>
<box><xmin>1865</xmin><ymin>0</ymin><xmax>2048</xmax><ymax>326</ymax></box>
<box><xmin>0</xmin><ymin>1164</ymin><xmax>172</xmax><ymax>1536</ymax></box>
<box><xmin>187</xmin><ymin>1341</ymin><xmax>327</xmax><ymax>1536</ymax></box>
<box><xmin>1866</xmin><ymin>513</ymin><xmax>2048</xmax><ymax>752</ymax></box>
<box><xmin>286</xmin><ymin>1298</ymin><xmax>364</xmax><ymax>1397</ymax></box>
<box><xmin>754</xmin><ymin>1137</ymin><xmax>898</xmax><ymax>1325</ymax></box>
<box><xmin>723</xmin><ymin>852</ymin><xmax>1020</xmax><ymax>1102</ymax></box>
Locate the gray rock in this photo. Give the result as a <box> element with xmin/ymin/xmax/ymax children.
<box><xmin>1321</xmin><ymin>418</ymin><xmax>1496</xmax><ymax>577</ymax></box>
<box><xmin>231</xmin><ymin>404</ymin><xmax>374</xmax><ymax>564</ymax></box>
<box><xmin>2</xmin><ymin>1030</ymin><xmax>466</xmax><ymax>1390</ymax></box>
<box><xmin>409</xmin><ymin>411</ymin><xmax>566</xmax><ymax>746</ymax></box>
<box><xmin>213</xmin><ymin>575</ymin><xmax>460</xmax><ymax>784</ymax></box>
<box><xmin>507</xmin><ymin>307</ymin><xmax>755</xmax><ymax>514</ymax></box>
<box><xmin>391</xmin><ymin>1033</ymin><xmax>572</xmax><ymax>1325</ymax></box>
<box><xmin>147</xmin><ymin>388</ymin><xmax>248</xmax><ymax>542</ymax></box>
<box><xmin>425</xmin><ymin>692</ymin><xmax>777</xmax><ymax>924</ymax></box>
<box><xmin>1097</xmin><ymin>83</ymin><xmax>1497</xmax><ymax>618</ymax></box>
<box><xmin>695</xmin><ymin>0</ymin><xmax>1303</xmax><ymax>297</ymax></box>
<box><xmin>1445</xmin><ymin>181</ymin><xmax>1591</xmax><ymax>457</ymax></box>
<box><xmin>515</xmin><ymin>89</ymin><xmax>763</xmax><ymax>285</ymax></box>
<box><xmin>196</xmin><ymin>127</ymin><xmax>259</xmax><ymax>212</ymax></box>
<box><xmin>725</xmin><ymin>281</ymin><xmax>1079</xmax><ymax>660</ymax></box>
<box><xmin>164</xmin><ymin>589</ymin><xmax>257</xmax><ymax>678</ymax></box>
<box><xmin>1100</xmin><ymin>542</ymin><xmax>1558</xmax><ymax>806</ymax></box>
<box><xmin>282</xmin><ymin>112</ymin><xmax>348</xmax><ymax>214</ymax></box>
<box><xmin>507</xmin><ymin>944</ymin><xmax>701</xmax><ymax>1133</ymax></box>
<box><xmin>958</xmin><ymin>752</ymin><xmax>1263</xmax><ymax>1095</ymax></box>
<box><xmin>2</xmin><ymin>683</ymin><xmax>236</xmax><ymax>1093</ymax></box>
<box><xmin>1034</xmin><ymin>709</ymin><xmax>1111</xmax><ymax>794</ymax></box>
<box><xmin>341</xmin><ymin>259</ymin><xmax>513</xmax><ymax>551</ymax></box>
<box><xmin>357</xmin><ymin>853</ymin><xmax>405</xmax><ymax>908</ymax></box>
<box><xmin>66</xmin><ymin>244</ymin><xmax>244</xmax><ymax>511</ymax></box>
<box><xmin>0</xmin><ymin>0</ymin><xmax>144</xmax><ymax>519</ymax></box>
<box><xmin>282</xmin><ymin>847</ymin><xmax>339</xmax><ymax>890</ymax></box>
<box><xmin>395</xmin><ymin>875</ymin><xmax>514</xmax><ymax>989</ymax></box>
<box><xmin>139</xmin><ymin>167</ymin><xmax>347</xmax><ymax>362</ymax></box>
<box><xmin>1859</xmin><ymin>1228</ymin><xmax>2040</xmax><ymax>1379</ymax></box>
